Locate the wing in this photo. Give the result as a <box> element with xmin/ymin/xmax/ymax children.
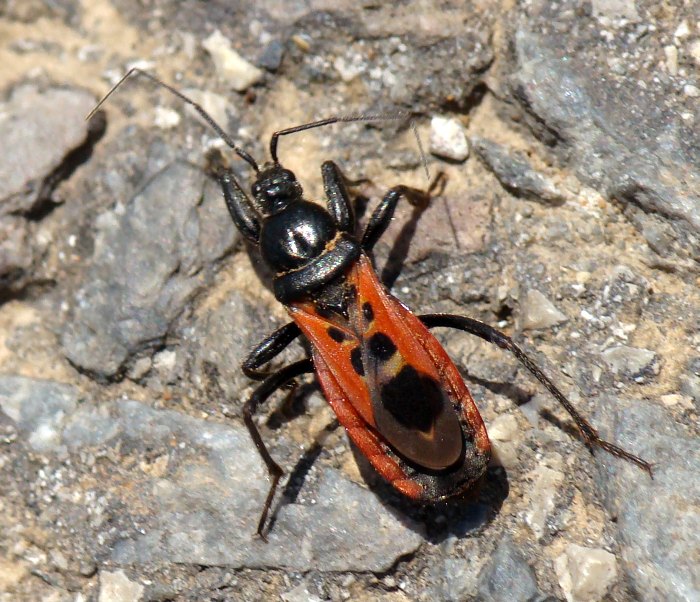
<box><xmin>288</xmin><ymin>254</ymin><xmax>490</xmax><ymax>501</ymax></box>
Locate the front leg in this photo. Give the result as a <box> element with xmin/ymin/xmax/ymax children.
<box><xmin>322</xmin><ymin>161</ymin><xmax>355</xmax><ymax>233</ymax></box>
<box><xmin>419</xmin><ymin>313</ymin><xmax>653</xmax><ymax>476</ymax></box>
<box><xmin>219</xmin><ymin>168</ymin><xmax>261</xmax><ymax>244</ymax></box>
<box><xmin>242</xmin><ymin>322</ymin><xmax>302</xmax><ymax>380</ymax></box>
<box><xmin>244</xmin><ymin>358</ymin><xmax>314</xmax><ymax>539</ymax></box>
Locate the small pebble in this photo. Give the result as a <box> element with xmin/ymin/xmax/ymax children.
<box><xmin>520</xmin><ymin>289</ymin><xmax>568</xmax><ymax>330</ymax></box>
<box><xmin>555</xmin><ymin>544</ymin><xmax>617</xmax><ymax>602</ymax></box>
<box><xmin>99</xmin><ymin>570</ymin><xmax>144</xmax><ymax>602</ymax></box>
<box><xmin>202</xmin><ymin>30</ymin><xmax>263</xmax><ymax>91</ymax></box>
<box><xmin>430</xmin><ymin>116</ymin><xmax>469</xmax><ymax>162</ymax></box>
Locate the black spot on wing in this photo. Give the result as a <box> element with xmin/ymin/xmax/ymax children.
<box><xmin>327</xmin><ymin>326</ymin><xmax>347</xmax><ymax>343</ymax></box>
<box><xmin>368</xmin><ymin>332</ymin><xmax>397</xmax><ymax>362</ymax></box>
<box><xmin>362</xmin><ymin>302</ymin><xmax>374</xmax><ymax>322</ymax></box>
<box><xmin>380</xmin><ymin>365</ymin><xmax>444</xmax><ymax>432</ymax></box>
<box><xmin>350</xmin><ymin>346</ymin><xmax>365</xmax><ymax>376</ymax></box>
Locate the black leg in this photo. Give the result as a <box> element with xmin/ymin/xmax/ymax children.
<box><xmin>322</xmin><ymin>161</ymin><xmax>355</xmax><ymax>233</ymax></box>
<box><xmin>242</xmin><ymin>322</ymin><xmax>302</xmax><ymax>380</ymax></box>
<box><xmin>361</xmin><ymin>172</ymin><xmax>447</xmax><ymax>251</ymax></box>
<box><xmin>243</xmin><ymin>358</ymin><xmax>314</xmax><ymax>539</ymax></box>
<box><xmin>218</xmin><ymin>168</ymin><xmax>261</xmax><ymax>244</ymax></box>
<box><xmin>419</xmin><ymin>313</ymin><xmax>653</xmax><ymax>476</ymax></box>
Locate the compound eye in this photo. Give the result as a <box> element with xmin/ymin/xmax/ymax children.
<box><xmin>251</xmin><ymin>182</ymin><xmax>262</xmax><ymax>197</ymax></box>
<box><xmin>281</xmin><ymin>169</ymin><xmax>296</xmax><ymax>183</ymax></box>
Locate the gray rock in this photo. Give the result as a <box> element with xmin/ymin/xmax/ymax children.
<box><xmin>202</xmin><ymin>30</ymin><xmax>264</xmax><ymax>91</ymax></box>
<box><xmin>475</xmin><ymin>537</ymin><xmax>541</xmax><ymax>602</ymax></box>
<box><xmin>1</xmin><ymin>375</ymin><xmax>423</xmax><ymax>573</ymax></box>
<box><xmin>188</xmin><ymin>289</ymin><xmax>272</xmax><ymax>400</ymax></box>
<box><xmin>520</xmin><ymin>289</ymin><xmax>568</xmax><ymax>330</ymax></box>
<box><xmin>61</xmin><ymin>163</ymin><xmax>237</xmax><ymax>378</ymax></box>
<box><xmin>554</xmin><ymin>544</ymin><xmax>618</xmax><ymax>602</ymax></box>
<box><xmin>0</xmin><ymin>376</ymin><xmax>78</xmax><ymax>454</ymax></box>
<box><xmin>594</xmin><ymin>399</ymin><xmax>699</xmax><ymax>601</ymax></box>
<box><xmin>510</xmin><ymin>29</ymin><xmax>700</xmax><ymax>263</ymax></box>
<box><xmin>472</xmin><ymin>137</ymin><xmax>566</xmax><ymax>204</ymax></box>
<box><xmin>258</xmin><ymin>40</ymin><xmax>285</xmax><ymax>72</ymax></box>
<box><xmin>0</xmin><ymin>85</ymin><xmax>96</xmax><ymax>216</ymax></box>
<box><xmin>590</xmin><ymin>0</ymin><xmax>640</xmax><ymax>22</ymax></box>
<box><xmin>600</xmin><ymin>345</ymin><xmax>656</xmax><ymax>379</ymax></box>
<box><xmin>0</xmin><ymin>215</ymin><xmax>33</xmax><ymax>288</ymax></box>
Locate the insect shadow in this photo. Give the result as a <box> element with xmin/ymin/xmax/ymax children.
<box><xmin>351</xmin><ymin>444</ymin><xmax>509</xmax><ymax>542</ymax></box>
<box><xmin>265</xmin><ymin>396</ymin><xmax>510</xmax><ymax>543</ymax></box>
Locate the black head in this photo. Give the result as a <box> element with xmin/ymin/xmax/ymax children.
<box><xmin>251</xmin><ymin>164</ymin><xmax>303</xmax><ymax>215</ymax></box>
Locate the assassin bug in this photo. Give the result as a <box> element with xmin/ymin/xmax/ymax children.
<box><xmin>90</xmin><ymin>69</ymin><xmax>652</xmax><ymax>539</ymax></box>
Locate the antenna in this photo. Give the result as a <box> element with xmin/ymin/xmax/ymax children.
<box><xmin>86</xmin><ymin>67</ymin><xmax>260</xmax><ymax>172</ymax></box>
<box><xmin>270</xmin><ymin>113</ymin><xmax>431</xmax><ymax>182</ymax></box>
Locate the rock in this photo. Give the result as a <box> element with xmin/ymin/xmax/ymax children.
<box><xmin>476</xmin><ymin>537</ymin><xmax>541</xmax><ymax>602</ymax></box>
<box><xmin>98</xmin><ymin>570</ymin><xmax>145</xmax><ymax>602</ymax></box>
<box><xmin>520</xmin><ymin>289</ymin><xmax>568</xmax><ymax>330</ymax></box>
<box><xmin>0</xmin><ymin>558</ymin><xmax>28</xmax><ymax>594</ymax></box>
<box><xmin>61</xmin><ymin>164</ymin><xmax>237</xmax><ymax>378</ymax></box>
<box><xmin>0</xmin><ymin>216</ymin><xmax>33</xmax><ymax>289</ymax></box>
<box><xmin>0</xmin><ymin>85</ymin><xmax>96</xmax><ymax>216</ymax></box>
<box><xmin>1</xmin><ymin>375</ymin><xmax>422</xmax><ymax>573</ymax></box>
<box><xmin>0</xmin><ymin>376</ymin><xmax>79</xmax><ymax>454</ymax></box>
<box><xmin>524</xmin><ymin>454</ymin><xmax>565</xmax><ymax>539</ymax></box>
<box><xmin>203</xmin><ymin>30</ymin><xmax>264</xmax><ymax>91</ymax></box>
<box><xmin>258</xmin><ymin>40</ymin><xmax>285</xmax><ymax>72</ymax></box>
<box><xmin>281</xmin><ymin>583</ymin><xmax>322</xmax><ymax>602</ymax></box>
<box><xmin>487</xmin><ymin>413</ymin><xmax>521</xmax><ymax>469</ymax></box>
<box><xmin>594</xmin><ymin>399</ymin><xmax>699</xmax><ymax>601</ymax></box>
<box><xmin>429</xmin><ymin>116</ymin><xmax>469</xmax><ymax>162</ymax></box>
<box><xmin>472</xmin><ymin>137</ymin><xmax>566</xmax><ymax>204</ymax></box>
<box><xmin>590</xmin><ymin>0</ymin><xmax>639</xmax><ymax>22</ymax></box>
<box><xmin>188</xmin><ymin>288</ymin><xmax>272</xmax><ymax>400</ymax></box>
<box><xmin>600</xmin><ymin>345</ymin><xmax>656</xmax><ymax>379</ymax></box>
<box><xmin>554</xmin><ymin>544</ymin><xmax>618</xmax><ymax>602</ymax></box>
<box><xmin>180</xmin><ymin>88</ymin><xmax>237</xmax><ymax>136</ymax></box>
<box><xmin>510</xmin><ymin>29</ymin><xmax>700</xmax><ymax>263</ymax></box>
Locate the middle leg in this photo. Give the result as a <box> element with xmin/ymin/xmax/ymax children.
<box><xmin>242</xmin><ymin>322</ymin><xmax>302</xmax><ymax>380</ymax></box>
<box><xmin>243</xmin><ymin>358</ymin><xmax>314</xmax><ymax>538</ymax></box>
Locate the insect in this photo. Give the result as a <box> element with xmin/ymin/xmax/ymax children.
<box><xmin>90</xmin><ymin>69</ymin><xmax>652</xmax><ymax>539</ymax></box>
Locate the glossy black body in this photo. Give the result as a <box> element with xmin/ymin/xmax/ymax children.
<box><xmin>220</xmin><ymin>160</ymin><xmax>394</xmax><ymax>304</ymax></box>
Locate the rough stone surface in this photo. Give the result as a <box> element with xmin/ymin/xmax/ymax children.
<box><xmin>61</xmin><ymin>164</ymin><xmax>237</xmax><ymax>378</ymax></box>
<box><xmin>1</xmin><ymin>1</ymin><xmax>698</xmax><ymax>599</ymax></box>
<box><xmin>98</xmin><ymin>569</ymin><xmax>145</xmax><ymax>602</ymax></box>
<box><xmin>595</xmin><ymin>399</ymin><xmax>699</xmax><ymax>601</ymax></box>
<box><xmin>0</xmin><ymin>85</ymin><xmax>95</xmax><ymax>215</ymax></box>
<box><xmin>555</xmin><ymin>544</ymin><xmax>618</xmax><ymax>602</ymax></box>
<box><xmin>472</xmin><ymin>137</ymin><xmax>566</xmax><ymax>204</ymax></box>
<box><xmin>0</xmin><ymin>376</ymin><xmax>423</xmax><ymax>575</ymax></box>
<box><xmin>510</xmin><ymin>21</ymin><xmax>700</xmax><ymax>264</ymax></box>
<box><xmin>475</xmin><ymin>537</ymin><xmax>541</xmax><ymax>602</ymax></box>
<box><xmin>430</xmin><ymin>116</ymin><xmax>469</xmax><ymax>162</ymax></box>
<box><xmin>0</xmin><ymin>85</ymin><xmax>101</xmax><ymax>292</ymax></box>
<box><xmin>202</xmin><ymin>29</ymin><xmax>264</xmax><ymax>91</ymax></box>
<box><xmin>601</xmin><ymin>345</ymin><xmax>657</xmax><ymax>379</ymax></box>
<box><xmin>520</xmin><ymin>289</ymin><xmax>568</xmax><ymax>330</ymax></box>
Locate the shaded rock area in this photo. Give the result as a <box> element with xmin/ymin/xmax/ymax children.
<box><xmin>0</xmin><ymin>1</ymin><xmax>698</xmax><ymax>600</ymax></box>
<box><xmin>61</xmin><ymin>163</ymin><xmax>237</xmax><ymax>378</ymax></box>
<box><xmin>594</xmin><ymin>399</ymin><xmax>699</xmax><ymax>601</ymax></box>
<box><xmin>0</xmin><ymin>85</ymin><xmax>102</xmax><ymax>292</ymax></box>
